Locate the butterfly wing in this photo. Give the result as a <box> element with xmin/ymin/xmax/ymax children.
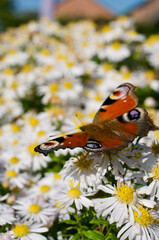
<box><xmin>93</xmin><ymin>83</ymin><xmax>138</xmax><ymax>123</ymax></box>
<box><xmin>34</xmin><ymin>132</ymin><xmax>89</xmax><ymax>156</ymax></box>
<box><xmin>83</xmin><ymin>106</ymin><xmax>158</xmax><ymax>153</ymax></box>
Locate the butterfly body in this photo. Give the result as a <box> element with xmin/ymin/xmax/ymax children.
<box><xmin>35</xmin><ymin>83</ymin><xmax>158</xmax><ymax>156</ymax></box>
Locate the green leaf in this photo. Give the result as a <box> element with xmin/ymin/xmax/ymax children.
<box><xmin>90</xmin><ymin>218</ymin><xmax>109</xmax><ymax>226</ymax></box>
<box><xmin>70</xmin><ymin>233</ymin><xmax>81</xmax><ymax>240</ymax></box>
<box><xmin>82</xmin><ymin>230</ymin><xmax>105</xmax><ymax>240</ymax></box>
<box><xmin>60</xmin><ymin>220</ymin><xmax>77</xmax><ymax>225</ymax></box>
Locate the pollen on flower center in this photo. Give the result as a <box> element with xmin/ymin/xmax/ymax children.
<box><xmin>9</xmin><ymin>157</ymin><xmax>19</xmax><ymax>164</ymax></box>
<box><xmin>29</xmin><ymin>204</ymin><xmax>41</xmax><ymax>214</ymax></box>
<box><xmin>54</xmin><ymin>173</ymin><xmax>61</xmax><ymax>180</ymax></box>
<box><xmin>37</xmin><ymin>130</ymin><xmax>46</xmax><ymax>137</ymax></box>
<box><xmin>40</xmin><ymin>185</ymin><xmax>50</xmax><ymax>193</ymax></box>
<box><xmin>28</xmin><ymin>143</ymin><xmax>38</xmax><ymax>155</ymax></box>
<box><xmin>64</xmin><ymin>81</ymin><xmax>73</xmax><ymax>89</ymax></box>
<box><xmin>116</xmin><ymin>184</ymin><xmax>135</xmax><ymax>204</ymax></box>
<box><xmin>75</xmin><ymin>154</ymin><xmax>93</xmax><ymax>171</ymax></box>
<box><xmin>12</xmin><ymin>224</ymin><xmax>30</xmax><ymax>237</ymax></box>
<box><xmin>152</xmin><ymin>162</ymin><xmax>159</xmax><ymax>180</ymax></box>
<box><xmin>134</xmin><ymin>206</ymin><xmax>154</xmax><ymax>226</ymax></box>
<box><xmin>29</xmin><ymin>117</ymin><xmax>39</xmax><ymax>126</ymax></box>
<box><xmin>49</xmin><ymin>83</ymin><xmax>59</xmax><ymax>92</ymax></box>
<box><xmin>6</xmin><ymin>170</ymin><xmax>17</xmax><ymax>178</ymax></box>
<box><xmin>11</xmin><ymin>124</ymin><xmax>21</xmax><ymax>132</ymax></box>
<box><xmin>112</xmin><ymin>42</ymin><xmax>121</xmax><ymax>50</ymax></box>
<box><xmin>67</xmin><ymin>187</ymin><xmax>81</xmax><ymax>198</ymax></box>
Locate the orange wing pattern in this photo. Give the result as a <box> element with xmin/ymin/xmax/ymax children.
<box><xmin>93</xmin><ymin>83</ymin><xmax>138</xmax><ymax>123</ymax></box>
<box><xmin>34</xmin><ymin>132</ymin><xmax>89</xmax><ymax>156</ymax></box>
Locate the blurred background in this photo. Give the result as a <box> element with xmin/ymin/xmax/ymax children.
<box><xmin>0</xmin><ymin>0</ymin><xmax>159</xmax><ymax>34</ymax></box>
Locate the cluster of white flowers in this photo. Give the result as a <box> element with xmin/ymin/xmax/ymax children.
<box><xmin>0</xmin><ymin>16</ymin><xmax>159</xmax><ymax>239</ymax></box>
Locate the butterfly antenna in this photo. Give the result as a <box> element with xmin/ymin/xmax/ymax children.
<box><xmin>75</xmin><ymin>113</ymin><xmax>85</xmax><ymax>126</ymax></box>
<box><xmin>49</xmin><ymin>128</ymin><xmax>79</xmax><ymax>138</ymax></box>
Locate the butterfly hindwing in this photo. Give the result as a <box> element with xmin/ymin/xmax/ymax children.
<box><xmin>93</xmin><ymin>83</ymin><xmax>138</xmax><ymax>123</ymax></box>
<box><xmin>34</xmin><ymin>132</ymin><xmax>89</xmax><ymax>156</ymax></box>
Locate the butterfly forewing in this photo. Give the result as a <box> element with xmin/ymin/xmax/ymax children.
<box><xmin>93</xmin><ymin>83</ymin><xmax>138</xmax><ymax>123</ymax></box>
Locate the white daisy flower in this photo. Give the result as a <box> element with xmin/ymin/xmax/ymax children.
<box><xmin>94</xmin><ymin>181</ymin><xmax>155</xmax><ymax>227</ymax></box>
<box><xmin>148</xmin><ymin>52</ymin><xmax>159</xmax><ymax>69</ymax></box>
<box><xmin>28</xmin><ymin>177</ymin><xmax>57</xmax><ymax>200</ymax></box>
<box><xmin>98</xmin><ymin>42</ymin><xmax>131</xmax><ymax>62</ymax></box>
<box><xmin>55</xmin><ymin>180</ymin><xmax>93</xmax><ymax>210</ymax></box>
<box><xmin>60</xmin><ymin>152</ymin><xmax>107</xmax><ymax>189</ymax></box>
<box><xmin>2</xmin><ymin>50</ymin><xmax>29</xmax><ymax>67</ymax></box>
<box><xmin>117</xmin><ymin>206</ymin><xmax>159</xmax><ymax>240</ymax></box>
<box><xmin>0</xmin><ymin>232</ymin><xmax>12</xmax><ymax>240</ymax></box>
<box><xmin>10</xmin><ymin>222</ymin><xmax>48</xmax><ymax>240</ymax></box>
<box><xmin>0</xmin><ymin>169</ymin><xmax>29</xmax><ymax>190</ymax></box>
<box><xmin>13</xmin><ymin>197</ymin><xmax>56</xmax><ymax>225</ymax></box>
<box><xmin>0</xmin><ymin>203</ymin><xmax>15</xmax><ymax>226</ymax></box>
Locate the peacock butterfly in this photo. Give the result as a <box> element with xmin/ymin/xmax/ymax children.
<box><xmin>34</xmin><ymin>83</ymin><xmax>158</xmax><ymax>156</ymax></box>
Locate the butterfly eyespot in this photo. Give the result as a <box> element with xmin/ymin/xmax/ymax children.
<box><xmin>109</xmin><ymin>86</ymin><xmax>130</xmax><ymax>100</ymax></box>
<box><xmin>118</xmin><ymin>108</ymin><xmax>141</xmax><ymax>123</ymax></box>
<box><xmin>84</xmin><ymin>140</ymin><xmax>102</xmax><ymax>150</ymax></box>
<box><xmin>128</xmin><ymin>109</ymin><xmax>140</xmax><ymax>121</ymax></box>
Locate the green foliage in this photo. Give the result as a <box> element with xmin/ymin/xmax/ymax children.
<box><xmin>19</xmin><ymin>85</ymin><xmax>45</xmax><ymax>113</ymax></box>
<box><xmin>136</xmin><ymin>85</ymin><xmax>159</xmax><ymax>108</ymax></box>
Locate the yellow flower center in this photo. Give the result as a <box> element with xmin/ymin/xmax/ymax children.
<box><xmin>4</xmin><ymin>68</ymin><xmax>13</xmax><ymax>75</ymax></box>
<box><xmin>28</xmin><ymin>204</ymin><xmax>41</xmax><ymax>214</ymax></box>
<box><xmin>94</xmin><ymin>93</ymin><xmax>102</xmax><ymax>101</ymax></box>
<box><xmin>82</xmin><ymin>41</ymin><xmax>88</xmax><ymax>47</ymax></box>
<box><xmin>103</xmin><ymin>63</ymin><xmax>112</xmax><ymax>71</ymax></box>
<box><xmin>66</xmin><ymin>61</ymin><xmax>74</xmax><ymax>68</ymax></box>
<box><xmin>88</xmin><ymin>111</ymin><xmax>96</xmax><ymax>119</ymax></box>
<box><xmin>118</xmin><ymin>15</ymin><xmax>128</xmax><ymax>21</ymax></box>
<box><xmin>0</xmin><ymin>128</ymin><xmax>3</xmax><ymax>135</ymax></box>
<box><xmin>12</xmin><ymin>224</ymin><xmax>30</xmax><ymax>237</ymax></box>
<box><xmin>11</xmin><ymin>124</ymin><xmax>21</xmax><ymax>132</ymax></box>
<box><xmin>145</xmin><ymin>70</ymin><xmax>155</xmax><ymax>80</ymax></box>
<box><xmin>9</xmin><ymin>157</ymin><xmax>19</xmax><ymax>164</ymax></box>
<box><xmin>40</xmin><ymin>185</ymin><xmax>50</xmax><ymax>193</ymax></box>
<box><xmin>6</xmin><ymin>170</ymin><xmax>17</xmax><ymax>178</ymax></box>
<box><xmin>29</xmin><ymin>117</ymin><xmax>39</xmax><ymax>126</ymax></box>
<box><xmin>56</xmin><ymin>52</ymin><xmax>68</xmax><ymax>60</ymax></box>
<box><xmin>64</xmin><ymin>81</ymin><xmax>73</xmax><ymax>89</ymax></box>
<box><xmin>122</xmin><ymin>71</ymin><xmax>131</xmax><ymax>79</ymax></box>
<box><xmin>28</xmin><ymin>143</ymin><xmax>38</xmax><ymax>155</ymax></box>
<box><xmin>103</xmin><ymin>25</ymin><xmax>111</xmax><ymax>32</ymax></box>
<box><xmin>112</xmin><ymin>42</ymin><xmax>121</xmax><ymax>50</ymax></box>
<box><xmin>54</xmin><ymin>173</ymin><xmax>61</xmax><ymax>180</ymax></box>
<box><xmin>96</xmin><ymin>78</ymin><xmax>102</xmax><ymax>85</ymax></box>
<box><xmin>128</xmin><ymin>30</ymin><xmax>137</xmax><ymax>36</ymax></box>
<box><xmin>41</xmin><ymin>49</ymin><xmax>50</xmax><ymax>56</ymax></box>
<box><xmin>22</xmin><ymin>65</ymin><xmax>33</xmax><ymax>72</ymax></box>
<box><xmin>67</xmin><ymin>188</ymin><xmax>81</xmax><ymax>198</ymax></box>
<box><xmin>12</xmin><ymin>140</ymin><xmax>19</xmax><ymax>145</ymax></box>
<box><xmin>0</xmin><ymin>97</ymin><xmax>4</xmax><ymax>105</ymax></box>
<box><xmin>11</xmin><ymin>81</ymin><xmax>19</xmax><ymax>89</ymax></box>
<box><xmin>116</xmin><ymin>183</ymin><xmax>135</xmax><ymax>204</ymax></box>
<box><xmin>9</xmin><ymin>50</ymin><xmax>17</xmax><ymax>55</ymax></box>
<box><xmin>37</xmin><ymin>130</ymin><xmax>46</xmax><ymax>137</ymax></box>
<box><xmin>49</xmin><ymin>83</ymin><xmax>59</xmax><ymax>92</ymax></box>
<box><xmin>41</xmin><ymin>65</ymin><xmax>53</xmax><ymax>73</ymax></box>
<box><xmin>134</xmin><ymin>206</ymin><xmax>154</xmax><ymax>227</ymax></box>
<box><xmin>75</xmin><ymin>154</ymin><xmax>93</xmax><ymax>171</ymax></box>
<box><xmin>152</xmin><ymin>162</ymin><xmax>159</xmax><ymax>180</ymax></box>
<box><xmin>154</xmin><ymin>130</ymin><xmax>159</xmax><ymax>140</ymax></box>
